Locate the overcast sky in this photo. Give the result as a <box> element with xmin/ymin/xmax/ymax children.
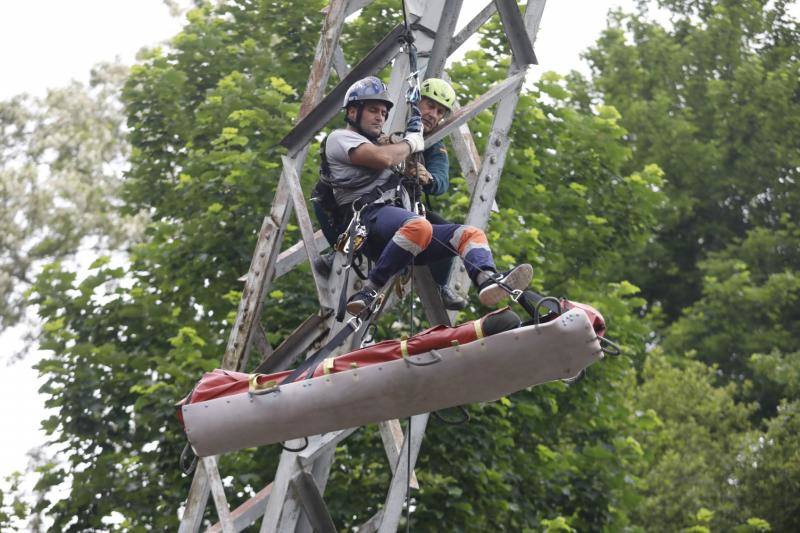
<box><xmin>0</xmin><ymin>0</ymin><xmax>638</xmax><ymax>484</ymax></box>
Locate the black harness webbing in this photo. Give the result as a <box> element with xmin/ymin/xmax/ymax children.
<box><xmin>336</xmin><ymin>216</ymin><xmax>361</xmax><ymax>322</ymax></box>
<box><xmin>279</xmin><ymin>315</ymin><xmax>363</xmax><ymax>386</ymax></box>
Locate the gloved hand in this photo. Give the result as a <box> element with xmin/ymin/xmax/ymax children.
<box><xmin>416</xmin><ymin>163</ymin><xmax>433</xmax><ymax>185</ymax></box>
<box><xmin>404</xmin><ymin>160</ymin><xmax>432</xmax><ymax>185</ymax></box>
<box><xmin>403</xmin><ymin>131</ymin><xmax>424</xmax><ymax>153</ymax></box>
<box><xmin>406</xmin><ymin>103</ymin><xmax>422</xmax><ymax>133</ymax></box>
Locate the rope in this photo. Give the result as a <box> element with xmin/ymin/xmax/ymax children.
<box><xmin>427</xmin><ymin>231</ymin><xmax>523</xmax><ymax>300</ymax></box>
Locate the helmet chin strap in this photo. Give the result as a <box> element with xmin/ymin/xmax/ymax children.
<box><xmin>346</xmin><ymin>104</ymin><xmax>380</xmax><ymax>142</ymax></box>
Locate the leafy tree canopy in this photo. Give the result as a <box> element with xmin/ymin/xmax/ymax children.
<box><xmin>585</xmin><ymin>0</ymin><xmax>800</xmax><ymax>318</ymax></box>
<box><xmin>0</xmin><ymin>63</ymin><xmax>142</xmax><ymax>339</ymax></box>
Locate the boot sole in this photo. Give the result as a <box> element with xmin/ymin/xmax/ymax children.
<box><xmin>478</xmin><ymin>264</ymin><xmax>533</xmax><ymax>307</ymax></box>
<box><xmin>346</xmin><ymin>301</ymin><xmax>368</xmax><ymax>316</ymax></box>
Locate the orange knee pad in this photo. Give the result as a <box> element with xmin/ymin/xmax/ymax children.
<box><xmin>451</xmin><ymin>225</ymin><xmax>489</xmax><ymax>256</ymax></box>
<box><xmin>394</xmin><ymin>217</ymin><xmax>433</xmax><ymax>255</ymax></box>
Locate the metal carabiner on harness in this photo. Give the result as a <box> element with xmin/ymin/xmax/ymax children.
<box><xmin>336</xmin><ymin>205</ymin><xmax>368</xmax><ymax>256</ymax></box>
<box><xmin>405</xmin><ymin>68</ymin><xmax>421</xmax><ymax>105</ymax></box>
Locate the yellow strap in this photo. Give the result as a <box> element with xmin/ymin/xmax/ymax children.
<box><xmin>323</xmin><ymin>357</ymin><xmax>335</xmax><ymax>375</ymax></box>
<box><xmin>400</xmin><ymin>339</ymin><xmax>409</xmax><ymax>358</ymax></box>
<box><xmin>473</xmin><ymin>319</ymin><xmax>484</xmax><ymax>340</ymax></box>
<box><xmin>249</xmin><ymin>374</ymin><xmax>278</xmax><ymax>394</ymax></box>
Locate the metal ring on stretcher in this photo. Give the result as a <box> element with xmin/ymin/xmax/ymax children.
<box><xmin>280</xmin><ymin>437</ymin><xmax>308</xmax><ymax>453</ymax></box>
<box><xmin>599</xmin><ymin>336</ymin><xmax>622</xmax><ymax>356</ymax></box>
<box><xmin>403</xmin><ymin>347</ymin><xmax>443</xmax><ymax>367</ymax></box>
<box><xmin>433</xmin><ymin>405</ymin><xmax>470</xmax><ymax>425</ymax></box>
<box><xmin>180</xmin><ymin>442</ymin><xmax>198</xmax><ymax>475</ymax></box>
<box><xmin>532</xmin><ymin>296</ymin><xmax>563</xmax><ymax>326</ymax></box>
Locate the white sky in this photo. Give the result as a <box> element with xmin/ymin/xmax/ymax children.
<box><xmin>0</xmin><ymin>0</ymin><xmax>637</xmax><ymax>486</ymax></box>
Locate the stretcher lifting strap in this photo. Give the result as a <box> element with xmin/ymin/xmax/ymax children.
<box><xmin>472</xmin><ymin>319</ymin><xmax>484</xmax><ymax>340</ymax></box>
<box><xmin>280</xmin><ymin>315</ymin><xmax>364</xmax><ymax>387</ymax></box>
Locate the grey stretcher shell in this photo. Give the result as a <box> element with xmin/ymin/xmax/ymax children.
<box><xmin>182</xmin><ymin>307</ymin><xmax>603</xmax><ymax>457</ymax></box>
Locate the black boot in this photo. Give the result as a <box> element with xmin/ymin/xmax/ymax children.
<box><xmin>346</xmin><ymin>287</ymin><xmax>378</xmax><ymax>316</ymax></box>
<box><xmin>314</xmin><ymin>251</ymin><xmax>335</xmax><ymax>277</ymax></box>
<box><xmin>439</xmin><ymin>285</ymin><xmax>467</xmax><ymax>311</ymax></box>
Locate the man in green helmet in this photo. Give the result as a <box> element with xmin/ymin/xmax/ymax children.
<box><xmin>404</xmin><ymin>77</ymin><xmax>457</xmax><ymax>198</ymax></box>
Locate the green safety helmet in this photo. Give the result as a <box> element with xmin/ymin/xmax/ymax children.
<box><xmin>420</xmin><ymin>78</ymin><xmax>456</xmax><ymax>111</ymax></box>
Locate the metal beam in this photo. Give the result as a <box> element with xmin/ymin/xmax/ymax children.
<box><xmin>274</xmin><ymin>230</ymin><xmax>330</xmax><ymax>280</ymax></box>
<box><xmin>252</xmin><ymin>310</ymin><xmax>331</xmax><ymax>374</ymax></box>
<box><xmin>259</xmin><ymin>442</ymin><xmax>304</xmax><ymax>532</ymax></box>
<box><xmin>413</xmin><ymin>267</ymin><xmax>450</xmax><ymax>327</ymax></box>
<box><xmin>280</xmin><ymin>24</ymin><xmax>406</xmax><ymax>155</ymax></box>
<box><xmin>177</xmin><ymin>460</ymin><xmax>211</xmax><ymax>533</ymax></box>
<box><xmin>290</xmin><ymin>472</ymin><xmax>337</xmax><ymax>533</ymax></box>
<box><xmin>344</xmin><ymin>0</ymin><xmax>373</xmax><ymax>18</ymax></box>
<box><xmin>298</xmin><ymin>428</ymin><xmax>359</xmax><ymax>466</ymax></box>
<box><xmin>251</xmin><ymin>324</ymin><xmax>273</xmax><ymax>360</ymax></box>
<box><xmin>332</xmin><ymin>44</ymin><xmax>349</xmax><ymax>79</ymax></box>
<box><xmin>219</xmin><ymin>161</ymin><xmax>294</xmax><ymax>372</ymax></box>
<box><xmin>375</xmin><ymin>413</ymin><xmax>430</xmax><ymax>532</ymax></box>
<box><xmin>378</xmin><ymin>420</ymin><xmax>419</xmax><ymax>489</ymax></box>
<box><xmin>494</xmin><ymin>0</ymin><xmax>538</xmax><ymax>66</ymax></box>
<box><xmin>206</xmin><ymin>483</ymin><xmax>273</xmax><ymax>533</ymax></box>
<box><xmin>281</xmin><ymin>155</ymin><xmax>332</xmax><ymax>308</ymax></box>
<box><xmin>356</xmin><ymin>510</ymin><xmax>384</xmax><ymax>533</ymax></box>
<box><xmin>448</xmin><ymin>2</ymin><xmax>495</xmax><ymax>56</ymax></box>
<box><xmin>203</xmin><ymin>456</ymin><xmax>235</xmax><ymax>533</ymax></box>
<box><xmin>425</xmin><ymin>0</ymin><xmax>463</xmax><ymax>79</ymax></box>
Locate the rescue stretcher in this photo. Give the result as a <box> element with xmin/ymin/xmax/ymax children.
<box><xmin>179</xmin><ymin>302</ymin><xmax>607</xmax><ymax>457</ymax></box>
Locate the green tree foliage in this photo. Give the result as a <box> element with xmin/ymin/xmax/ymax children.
<box><xmin>583</xmin><ymin>3</ymin><xmax>799</xmax><ymax>530</ymax></box>
<box><xmin>585</xmin><ymin>0</ymin><xmax>800</xmax><ymax>318</ymax></box>
<box><xmin>25</xmin><ymin>1</ymin><xmax>665</xmax><ymax>531</ymax></box>
<box><xmin>736</xmin><ymin>400</ymin><xmax>800</xmax><ymax>532</ymax></box>
<box><xmin>0</xmin><ymin>63</ymin><xmax>141</xmax><ymax>336</ymax></box>
<box><xmin>630</xmin><ymin>353</ymin><xmax>754</xmax><ymax>530</ymax></box>
<box><xmin>663</xmin><ymin>219</ymin><xmax>800</xmax><ymax>415</ymax></box>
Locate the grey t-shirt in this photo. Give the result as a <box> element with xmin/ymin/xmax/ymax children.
<box><xmin>325</xmin><ymin>128</ymin><xmax>394</xmax><ymax>206</ymax></box>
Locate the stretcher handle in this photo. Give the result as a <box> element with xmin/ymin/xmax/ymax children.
<box><xmin>403</xmin><ymin>348</ymin><xmax>443</xmax><ymax>367</ymax></box>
